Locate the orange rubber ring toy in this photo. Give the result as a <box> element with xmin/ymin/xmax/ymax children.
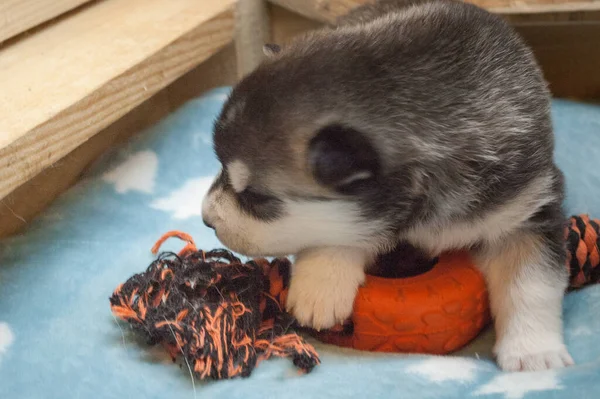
<box><xmin>317</xmin><ymin>251</ymin><xmax>491</xmax><ymax>354</ymax></box>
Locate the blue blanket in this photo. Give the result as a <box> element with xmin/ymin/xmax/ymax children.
<box><xmin>1</xmin><ymin>88</ymin><xmax>600</xmax><ymax>399</ymax></box>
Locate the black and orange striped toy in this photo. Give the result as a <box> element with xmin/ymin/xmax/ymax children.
<box><xmin>110</xmin><ymin>215</ymin><xmax>600</xmax><ymax>380</ymax></box>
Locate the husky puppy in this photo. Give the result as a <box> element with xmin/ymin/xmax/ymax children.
<box><xmin>202</xmin><ymin>0</ymin><xmax>572</xmax><ymax>371</ymax></box>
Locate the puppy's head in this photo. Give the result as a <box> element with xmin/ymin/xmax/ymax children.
<box><xmin>202</xmin><ymin>38</ymin><xmax>422</xmax><ymax>256</ymax></box>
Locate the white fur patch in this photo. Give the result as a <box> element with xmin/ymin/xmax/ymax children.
<box><xmin>0</xmin><ymin>322</ymin><xmax>14</xmax><ymax>364</ymax></box>
<box><xmin>406</xmin><ymin>357</ymin><xmax>484</xmax><ymax>383</ymax></box>
<box><xmin>202</xmin><ymin>185</ymin><xmax>387</xmax><ymax>256</ymax></box>
<box><xmin>474</xmin><ymin>370</ymin><xmax>563</xmax><ymax>399</ymax></box>
<box><xmin>404</xmin><ymin>174</ymin><xmax>555</xmax><ymax>255</ymax></box>
<box><xmin>286</xmin><ymin>247</ymin><xmax>369</xmax><ymax>330</ymax></box>
<box><xmin>152</xmin><ymin>176</ymin><xmax>214</xmax><ymax>219</ymax></box>
<box><xmin>568</xmin><ymin>326</ymin><xmax>592</xmax><ymax>337</ymax></box>
<box><xmin>102</xmin><ymin>151</ymin><xmax>158</xmax><ymax>194</ymax></box>
<box><xmin>227</xmin><ymin>160</ymin><xmax>250</xmax><ymax>193</ymax></box>
<box><xmin>478</xmin><ymin>233</ymin><xmax>572</xmax><ymax>371</ymax></box>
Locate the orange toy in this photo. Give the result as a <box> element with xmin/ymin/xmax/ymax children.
<box><xmin>317</xmin><ymin>252</ymin><xmax>490</xmax><ymax>354</ymax></box>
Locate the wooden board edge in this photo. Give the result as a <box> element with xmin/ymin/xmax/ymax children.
<box><xmin>0</xmin><ymin>8</ymin><xmax>235</xmax><ymax>201</ymax></box>
<box><xmin>0</xmin><ymin>0</ymin><xmax>94</xmax><ymax>44</ymax></box>
<box><xmin>0</xmin><ymin>44</ymin><xmax>237</xmax><ymax>238</ymax></box>
<box><xmin>268</xmin><ymin>0</ymin><xmax>600</xmax><ymax>22</ymax></box>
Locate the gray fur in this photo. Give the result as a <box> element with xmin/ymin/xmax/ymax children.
<box><xmin>212</xmin><ymin>0</ymin><xmax>564</xmax><ymax>260</ymax></box>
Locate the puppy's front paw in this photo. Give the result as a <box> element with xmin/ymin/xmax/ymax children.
<box><xmin>496</xmin><ymin>340</ymin><xmax>574</xmax><ymax>371</ymax></box>
<box><xmin>286</xmin><ymin>273</ymin><xmax>357</xmax><ymax>330</ymax></box>
<box><xmin>285</xmin><ymin>247</ymin><xmax>367</xmax><ymax>331</ymax></box>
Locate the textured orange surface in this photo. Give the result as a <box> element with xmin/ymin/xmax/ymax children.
<box><xmin>318</xmin><ymin>252</ymin><xmax>491</xmax><ymax>354</ymax></box>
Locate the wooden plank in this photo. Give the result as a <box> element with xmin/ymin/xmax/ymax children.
<box><xmin>268</xmin><ymin>0</ymin><xmax>600</xmax><ymax>22</ymax></box>
<box><xmin>0</xmin><ymin>44</ymin><xmax>237</xmax><ymax>238</ymax></box>
<box><xmin>504</xmin><ymin>9</ymin><xmax>600</xmax><ymax>22</ymax></box>
<box><xmin>271</xmin><ymin>4</ymin><xmax>323</xmax><ymax>43</ymax></box>
<box><xmin>236</xmin><ymin>0</ymin><xmax>272</xmax><ymax>77</ymax></box>
<box><xmin>0</xmin><ymin>0</ymin><xmax>93</xmax><ymax>43</ymax></box>
<box><xmin>490</xmin><ymin>1</ymin><xmax>600</xmax><ymax>15</ymax></box>
<box><xmin>269</xmin><ymin>0</ymin><xmax>366</xmax><ymax>22</ymax></box>
<box><xmin>0</xmin><ymin>0</ymin><xmax>235</xmax><ymax>201</ymax></box>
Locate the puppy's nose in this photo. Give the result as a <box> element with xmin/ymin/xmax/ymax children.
<box><xmin>203</xmin><ymin>218</ymin><xmax>215</xmax><ymax>230</ymax></box>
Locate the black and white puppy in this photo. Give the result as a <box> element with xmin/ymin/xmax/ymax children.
<box><xmin>202</xmin><ymin>0</ymin><xmax>573</xmax><ymax>371</ymax></box>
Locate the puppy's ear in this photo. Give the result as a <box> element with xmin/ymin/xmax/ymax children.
<box><xmin>263</xmin><ymin>43</ymin><xmax>281</xmax><ymax>57</ymax></box>
<box><xmin>308</xmin><ymin>124</ymin><xmax>380</xmax><ymax>192</ymax></box>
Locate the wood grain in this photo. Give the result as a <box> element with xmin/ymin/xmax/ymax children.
<box><xmin>271</xmin><ymin>4</ymin><xmax>323</xmax><ymax>43</ymax></box>
<box><xmin>0</xmin><ymin>44</ymin><xmax>238</xmax><ymax>239</ymax></box>
<box><xmin>268</xmin><ymin>0</ymin><xmax>600</xmax><ymax>22</ymax></box>
<box><xmin>0</xmin><ymin>0</ymin><xmax>235</xmax><ymax>201</ymax></box>
<box><xmin>269</xmin><ymin>0</ymin><xmax>365</xmax><ymax>22</ymax></box>
<box><xmin>0</xmin><ymin>0</ymin><xmax>93</xmax><ymax>43</ymax></box>
<box><xmin>490</xmin><ymin>1</ymin><xmax>600</xmax><ymax>15</ymax></box>
<box><xmin>504</xmin><ymin>9</ymin><xmax>600</xmax><ymax>22</ymax></box>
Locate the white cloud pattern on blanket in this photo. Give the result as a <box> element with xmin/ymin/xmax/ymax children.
<box><xmin>474</xmin><ymin>370</ymin><xmax>562</xmax><ymax>399</ymax></box>
<box><xmin>406</xmin><ymin>357</ymin><xmax>484</xmax><ymax>383</ymax></box>
<box><xmin>569</xmin><ymin>326</ymin><xmax>592</xmax><ymax>337</ymax></box>
<box><xmin>150</xmin><ymin>176</ymin><xmax>214</xmax><ymax>219</ymax></box>
<box><xmin>0</xmin><ymin>323</ymin><xmax>14</xmax><ymax>364</ymax></box>
<box><xmin>103</xmin><ymin>151</ymin><xmax>158</xmax><ymax>194</ymax></box>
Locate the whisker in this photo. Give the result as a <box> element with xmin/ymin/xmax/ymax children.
<box><xmin>111</xmin><ymin>312</ymin><xmax>128</xmax><ymax>352</ymax></box>
<box><xmin>164</xmin><ymin>317</ymin><xmax>197</xmax><ymax>399</ymax></box>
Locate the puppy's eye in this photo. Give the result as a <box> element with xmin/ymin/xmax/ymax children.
<box><xmin>236</xmin><ymin>188</ymin><xmax>284</xmax><ymax>221</ymax></box>
<box><xmin>238</xmin><ymin>188</ymin><xmax>274</xmax><ymax>206</ymax></box>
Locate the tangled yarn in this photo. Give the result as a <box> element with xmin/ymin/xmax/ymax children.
<box><xmin>110</xmin><ymin>232</ymin><xmax>319</xmax><ymax>380</ymax></box>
